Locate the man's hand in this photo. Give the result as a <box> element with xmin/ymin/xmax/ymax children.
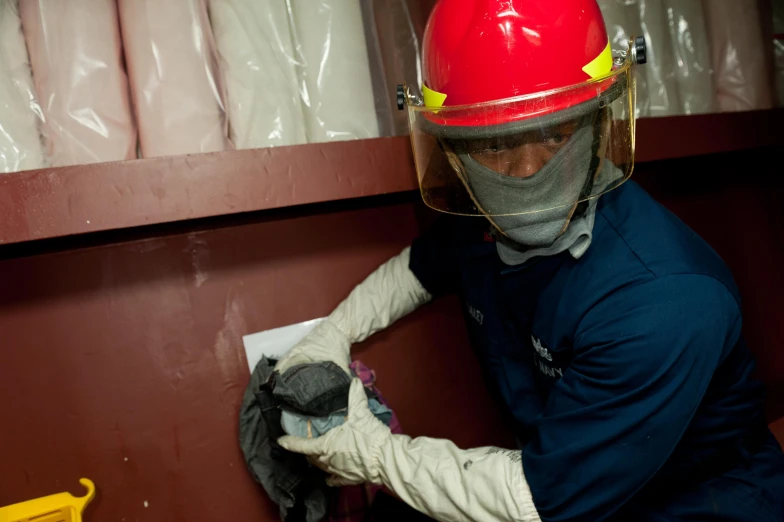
<box><xmin>279</xmin><ymin>381</ymin><xmax>541</xmax><ymax>522</ymax></box>
<box><xmin>278</xmin><ymin>378</ymin><xmax>391</xmax><ymax>486</ymax></box>
<box><xmin>274</xmin><ymin>319</ymin><xmax>352</xmax><ymax>374</ymax></box>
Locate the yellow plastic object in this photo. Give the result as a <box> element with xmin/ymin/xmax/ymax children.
<box><xmin>0</xmin><ymin>479</ymin><xmax>95</xmax><ymax>522</ymax></box>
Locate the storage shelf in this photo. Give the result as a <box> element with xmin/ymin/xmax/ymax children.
<box><xmin>0</xmin><ymin>109</ymin><xmax>781</xmax><ymax>246</ymax></box>
<box><xmin>0</xmin><ymin>136</ymin><xmax>417</xmax><ymax>246</ymax></box>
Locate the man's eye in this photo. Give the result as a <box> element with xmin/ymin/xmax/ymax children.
<box><xmin>545</xmin><ymin>133</ymin><xmax>569</xmax><ymax>147</ymax></box>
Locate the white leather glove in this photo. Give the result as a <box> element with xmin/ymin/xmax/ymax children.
<box><xmin>279</xmin><ymin>379</ymin><xmax>541</xmax><ymax>522</ymax></box>
<box><xmin>273</xmin><ymin>318</ymin><xmax>353</xmax><ymax>373</ymax></box>
<box><xmin>274</xmin><ymin>246</ymin><xmax>432</xmax><ymax>374</ymax></box>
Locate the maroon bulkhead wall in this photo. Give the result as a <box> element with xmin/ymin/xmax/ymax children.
<box><xmin>0</xmin><ymin>148</ymin><xmax>781</xmax><ymax>521</ymax></box>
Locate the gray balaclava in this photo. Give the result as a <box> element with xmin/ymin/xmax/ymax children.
<box><xmin>442</xmin><ymin>109</ymin><xmax>612</xmax><ymax>265</ymax></box>
<box><xmin>456</xmin><ymin>117</ymin><xmax>598</xmax><ymax>249</ymax></box>
<box><xmin>424</xmin><ymin>82</ymin><xmax>626</xmax><ymax>265</ymax></box>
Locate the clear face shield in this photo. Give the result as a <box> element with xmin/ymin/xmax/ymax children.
<box><xmin>401</xmin><ymin>40</ymin><xmax>643</xmax><ymax>226</ymax></box>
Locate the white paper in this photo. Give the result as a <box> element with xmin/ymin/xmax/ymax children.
<box><xmin>242</xmin><ymin>318</ymin><xmax>325</xmax><ymax>374</ymax></box>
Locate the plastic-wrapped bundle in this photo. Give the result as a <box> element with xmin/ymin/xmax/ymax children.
<box><xmin>287</xmin><ymin>0</ymin><xmax>380</xmax><ymax>142</ymax></box>
<box><xmin>662</xmin><ymin>0</ymin><xmax>715</xmax><ymax>115</ymax></box>
<box><xmin>777</xmin><ymin>37</ymin><xmax>784</xmax><ymax>107</ymax></box>
<box><xmin>597</xmin><ymin>0</ymin><xmax>650</xmax><ymax>117</ymax></box>
<box><xmin>359</xmin><ymin>0</ymin><xmax>396</xmax><ymax>137</ymax></box>
<box><xmin>704</xmin><ymin>0</ymin><xmax>773</xmax><ymax>112</ymax></box>
<box><xmin>19</xmin><ymin>0</ymin><xmax>136</xmax><ymax>167</ymax></box>
<box><xmin>0</xmin><ymin>0</ymin><xmax>44</xmax><ymax>173</ymax></box>
<box><xmin>209</xmin><ymin>0</ymin><xmax>307</xmax><ymax>149</ymax></box>
<box><xmin>638</xmin><ymin>0</ymin><xmax>682</xmax><ymax>116</ymax></box>
<box><xmin>775</xmin><ymin>0</ymin><xmax>784</xmax><ymax>107</ymax></box>
<box><xmin>363</xmin><ymin>0</ymin><xmax>425</xmax><ymax>135</ymax></box>
<box><xmin>119</xmin><ymin>0</ymin><xmax>229</xmax><ymax>158</ymax></box>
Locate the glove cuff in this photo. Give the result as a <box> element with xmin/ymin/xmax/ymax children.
<box><xmin>375</xmin><ymin>436</ymin><xmax>542</xmax><ymax>522</ymax></box>
<box><xmin>372</xmin><ymin>433</ymin><xmax>404</xmax><ymax>487</ymax></box>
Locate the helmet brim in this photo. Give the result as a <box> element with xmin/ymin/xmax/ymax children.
<box><xmin>418</xmin><ymin>75</ymin><xmax>627</xmax><ymax>140</ymax></box>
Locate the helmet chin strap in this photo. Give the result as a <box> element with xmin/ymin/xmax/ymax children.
<box><xmin>573</xmin><ymin>106</ymin><xmax>611</xmax><ymax>218</ymax></box>
<box><xmin>441</xmin><ymin>142</ymin><xmax>510</xmax><ymax>238</ymax></box>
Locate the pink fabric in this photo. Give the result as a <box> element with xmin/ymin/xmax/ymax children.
<box><xmin>350</xmin><ymin>360</ymin><xmax>402</xmax><ymax>434</ymax></box>
<box><xmin>329</xmin><ymin>361</ymin><xmax>404</xmax><ymax>522</ymax></box>
<box><xmin>704</xmin><ymin>0</ymin><xmax>773</xmax><ymax>112</ymax></box>
<box><xmin>19</xmin><ymin>0</ymin><xmax>136</xmax><ymax>167</ymax></box>
<box><xmin>118</xmin><ymin>0</ymin><xmax>228</xmax><ymax>158</ymax></box>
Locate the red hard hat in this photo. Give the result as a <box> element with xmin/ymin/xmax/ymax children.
<box><xmin>421</xmin><ymin>0</ymin><xmax>614</xmax><ymax>127</ymax></box>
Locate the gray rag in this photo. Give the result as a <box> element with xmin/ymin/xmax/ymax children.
<box><xmin>239</xmin><ymin>357</ymin><xmax>392</xmax><ymax>522</ymax></box>
<box><xmin>240</xmin><ymin>357</ymin><xmax>351</xmax><ymax>522</ymax></box>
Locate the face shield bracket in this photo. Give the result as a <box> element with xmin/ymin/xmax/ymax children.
<box><xmin>397</xmin><ymin>84</ymin><xmax>406</xmax><ymax>111</ymax></box>
<box><xmin>633</xmin><ymin>36</ymin><xmax>647</xmax><ymax>65</ymax></box>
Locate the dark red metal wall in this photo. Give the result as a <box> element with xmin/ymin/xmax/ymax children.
<box><xmin>0</xmin><ymin>148</ymin><xmax>782</xmax><ymax>520</ymax></box>
<box><xmin>1</xmin><ymin>1</ymin><xmax>780</xmax><ymax>516</ymax></box>
<box><xmin>0</xmin><ymin>201</ymin><xmax>513</xmax><ymax>521</ymax></box>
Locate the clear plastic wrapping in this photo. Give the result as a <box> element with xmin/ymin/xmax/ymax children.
<box><xmin>118</xmin><ymin>0</ymin><xmax>229</xmax><ymax>158</ymax></box>
<box><xmin>597</xmin><ymin>0</ymin><xmax>650</xmax><ymax>117</ymax></box>
<box><xmin>287</xmin><ymin>0</ymin><xmax>380</xmax><ymax>143</ymax></box>
<box><xmin>19</xmin><ymin>0</ymin><xmax>136</xmax><ymax>167</ymax></box>
<box><xmin>209</xmin><ymin>0</ymin><xmax>307</xmax><ymax>149</ymax></box>
<box><xmin>363</xmin><ymin>0</ymin><xmax>425</xmax><ymax>136</ymax></box>
<box><xmin>704</xmin><ymin>0</ymin><xmax>773</xmax><ymax>112</ymax></box>
<box><xmin>662</xmin><ymin>0</ymin><xmax>715</xmax><ymax>115</ymax></box>
<box><xmin>777</xmin><ymin>37</ymin><xmax>784</xmax><ymax>108</ymax></box>
<box><xmin>209</xmin><ymin>0</ymin><xmax>395</xmax><ymax>147</ymax></box>
<box><xmin>638</xmin><ymin>0</ymin><xmax>682</xmax><ymax>116</ymax></box>
<box><xmin>775</xmin><ymin>0</ymin><xmax>784</xmax><ymax>107</ymax></box>
<box><xmin>0</xmin><ymin>0</ymin><xmax>44</xmax><ymax>173</ymax></box>
<box><xmin>360</xmin><ymin>0</ymin><xmax>396</xmax><ymax>137</ymax></box>
<box><xmin>2</xmin><ymin>0</ymin><xmax>411</xmax><ymax>168</ymax></box>
<box><xmin>4</xmin><ymin>0</ymin><xmax>774</xmax><ymax>175</ymax></box>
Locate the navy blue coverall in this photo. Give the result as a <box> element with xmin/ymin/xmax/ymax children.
<box><xmin>410</xmin><ymin>180</ymin><xmax>784</xmax><ymax>521</ymax></box>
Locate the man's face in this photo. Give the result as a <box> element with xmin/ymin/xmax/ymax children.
<box><xmin>459</xmin><ymin>119</ymin><xmax>581</xmax><ymax>178</ymax></box>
